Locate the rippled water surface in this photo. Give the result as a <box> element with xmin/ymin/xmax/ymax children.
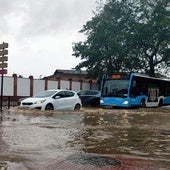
<box><xmin>0</xmin><ymin>107</ymin><xmax>170</xmax><ymax>169</ymax></box>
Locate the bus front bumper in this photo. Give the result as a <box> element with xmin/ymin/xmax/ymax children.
<box><xmin>100</xmin><ymin>98</ymin><xmax>130</xmax><ymax>107</ymax></box>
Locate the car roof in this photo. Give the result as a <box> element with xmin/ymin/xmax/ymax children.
<box><xmin>77</xmin><ymin>90</ymin><xmax>100</xmax><ymax>95</ymax></box>
<box><xmin>77</xmin><ymin>90</ymin><xmax>100</xmax><ymax>92</ymax></box>
<box><xmin>47</xmin><ymin>89</ymin><xmax>76</xmax><ymax>93</ymax></box>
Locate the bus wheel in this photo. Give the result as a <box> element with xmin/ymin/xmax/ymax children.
<box><xmin>140</xmin><ymin>99</ymin><xmax>146</xmax><ymax>108</ymax></box>
<box><xmin>158</xmin><ymin>99</ymin><xmax>163</xmax><ymax>107</ymax></box>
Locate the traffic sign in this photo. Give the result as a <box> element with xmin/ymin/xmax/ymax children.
<box><xmin>0</xmin><ymin>56</ymin><xmax>8</xmax><ymax>62</ymax></box>
<box><xmin>0</xmin><ymin>63</ymin><xmax>7</xmax><ymax>68</ymax></box>
<box><xmin>0</xmin><ymin>43</ymin><xmax>8</xmax><ymax>49</ymax></box>
<box><xmin>0</xmin><ymin>69</ymin><xmax>7</xmax><ymax>74</ymax></box>
<box><xmin>0</xmin><ymin>42</ymin><xmax>8</xmax><ymax>111</ymax></box>
<box><xmin>0</xmin><ymin>50</ymin><xmax>8</xmax><ymax>56</ymax></box>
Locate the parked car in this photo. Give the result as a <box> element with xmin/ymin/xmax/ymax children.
<box><xmin>77</xmin><ymin>90</ymin><xmax>101</xmax><ymax>107</ymax></box>
<box><xmin>20</xmin><ymin>89</ymin><xmax>82</xmax><ymax>111</ymax></box>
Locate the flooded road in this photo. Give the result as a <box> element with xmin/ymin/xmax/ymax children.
<box><xmin>0</xmin><ymin>107</ymin><xmax>170</xmax><ymax>169</ymax></box>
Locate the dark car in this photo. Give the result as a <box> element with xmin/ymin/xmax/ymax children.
<box><xmin>77</xmin><ymin>90</ymin><xmax>101</xmax><ymax>107</ymax></box>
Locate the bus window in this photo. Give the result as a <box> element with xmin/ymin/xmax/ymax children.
<box><xmin>133</xmin><ymin>80</ymin><xmax>136</xmax><ymax>87</ymax></box>
<box><xmin>148</xmin><ymin>88</ymin><xmax>159</xmax><ymax>102</ymax></box>
<box><xmin>130</xmin><ymin>76</ymin><xmax>148</xmax><ymax>97</ymax></box>
<box><xmin>165</xmin><ymin>86</ymin><xmax>170</xmax><ymax>96</ymax></box>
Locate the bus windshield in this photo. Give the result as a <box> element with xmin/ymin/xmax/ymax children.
<box><xmin>101</xmin><ymin>80</ymin><xmax>129</xmax><ymax>97</ymax></box>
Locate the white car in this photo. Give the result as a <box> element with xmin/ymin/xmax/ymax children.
<box><xmin>20</xmin><ymin>89</ymin><xmax>82</xmax><ymax>111</ymax></box>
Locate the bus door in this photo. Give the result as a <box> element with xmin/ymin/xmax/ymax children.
<box><xmin>146</xmin><ymin>87</ymin><xmax>159</xmax><ymax>107</ymax></box>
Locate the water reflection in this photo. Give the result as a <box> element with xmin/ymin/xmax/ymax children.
<box><xmin>0</xmin><ymin>108</ymin><xmax>169</xmax><ymax>169</ymax></box>
<box><xmin>80</xmin><ymin>112</ymin><xmax>170</xmax><ymax>157</ymax></box>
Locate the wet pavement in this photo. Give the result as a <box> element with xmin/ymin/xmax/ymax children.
<box><xmin>0</xmin><ymin>107</ymin><xmax>170</xmax><ymax>169</ymax></box>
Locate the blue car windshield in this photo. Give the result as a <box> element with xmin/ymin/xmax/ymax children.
<box><xmin>34</xmin><ymin>90</ymin><xmax>57</xmax><ymax>98</ymax></box>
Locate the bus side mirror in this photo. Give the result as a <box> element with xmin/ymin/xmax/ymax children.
<box><xmin>133</xmin><ymin>80</ymin><xmax>136</xmax><ymax>87</ymax></box>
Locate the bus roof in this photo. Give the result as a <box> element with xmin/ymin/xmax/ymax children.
<box><xmin>131</xmin><ymin>73</ymin><xmax>170</xmax><ymax>82</ymax></box>
<box><xmin>104</xmin><ymin>72</ymin><xmax>170</xmax><ymax>82</ymax></box>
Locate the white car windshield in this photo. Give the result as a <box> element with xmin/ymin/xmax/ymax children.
<box><xmin>34</xmin><ymin>90</ymin><xmax>57</xmax><ymax>98</ymax></box>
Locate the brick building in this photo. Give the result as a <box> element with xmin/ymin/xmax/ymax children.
<box><xmin>45</xmin><ymin>69</ymin><xmax>99</xmax><ymax>90</ymax></box>
<box><xmin>46</xmin><ymin>69</ymin><xmax>92</xmax><ymax>82</ymax></box>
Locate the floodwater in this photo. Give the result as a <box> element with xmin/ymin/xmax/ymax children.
<box><xmin>0</xmin><ymin>107</ymin><xmax>170</xmax><ymax>170</ymax></box>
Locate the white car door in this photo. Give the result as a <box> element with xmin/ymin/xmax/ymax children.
<box><xmin>64</xmin><ymin>91</ymin><xmax>76</xmax><ymax>110</ymax></box>
<box><xmin>53</xmin><ymin>91</ymin><xmax>67</xmax><ymax>110</ymax></box>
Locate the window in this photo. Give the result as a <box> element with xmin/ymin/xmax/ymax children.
<box><xmin>65</xmin><ymin>91</ymin><xmax>74</xmax><ymax>97</ymax></box>
<box><xmin>56</xmin><ymin>91</ymin><xmax>65</xmax><ymax>98</ymax></box>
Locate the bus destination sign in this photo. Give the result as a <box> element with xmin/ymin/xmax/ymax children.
<box><xmin>106</xmin><ymin>73</ymin><xmax>130</xmax><ymax>80</ymax></box>
<box><xmin>112</xmin><ymin>74</ymin><xmax>121</xmax><ymax>79</ymax></box>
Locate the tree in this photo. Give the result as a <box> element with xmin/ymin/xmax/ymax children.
<box><xmin>72</xmin><ymin>0</ymin><xmax>170</xmax><ymax>78</ymax></box>
<box><xmin>128</xmin><ymin>0</ymin><xmax>170</xmax><ymax>77</ymax></box>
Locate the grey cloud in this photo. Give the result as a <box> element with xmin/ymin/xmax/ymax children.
<box><xmin>0</xmin><ymin>0</ymin><xmax>105</xmax><ymax>38</ymax></box>
<box><xmin>0</xmin><ymin>0</ymin><xmax>98</xmax><ymax>39</ymax></box>
<box><xmin>18</xmin><ymin>0</ymin><xmax>97</xmax><ymax>37</ymax></box>
<box><xmin>0</xmin><ymin>0</ymin><xmax>106</xmax><ymax>77</ymax></box>
<box><xmin>0</xmin><ymin>0</ymin><xmax>28</xmax><ymax>34</ymax></box>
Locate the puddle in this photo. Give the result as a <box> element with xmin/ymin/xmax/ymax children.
<box><xmin>66</xmin><ymin>154</ymin><xmax>121</xmax><ymax>167</ymax></box>
<box><xmin>0</xmin><ymin>107</ymin><xmax>170</xmax><ymax>169</ymax></box>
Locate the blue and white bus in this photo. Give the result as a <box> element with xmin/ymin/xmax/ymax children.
<box><xmin>100</xmin><ymin>72</ymin><xmax>170</xmax><ymax>108</ymax></box>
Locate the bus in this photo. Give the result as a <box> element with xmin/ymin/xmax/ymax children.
<box><xmin>100</xmin><ymin>72</ymin><xmax>170</xmax><ymax>108</ymax></box>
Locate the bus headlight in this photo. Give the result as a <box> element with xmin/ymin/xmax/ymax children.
<box><xmin>100</xmin><ymin>99</ymin><xmax>104</xmax><ymax>104</ymax></box>
<box><xmin>123</xmin><ymin>101</ymin><xmax>128</xmax><ymax>105</ymax></box>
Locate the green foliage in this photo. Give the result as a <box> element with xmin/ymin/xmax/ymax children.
<box><xmin>72</xmin><ymin>0</ymin><xmax>170</xmax><ymax>78</ymax></box>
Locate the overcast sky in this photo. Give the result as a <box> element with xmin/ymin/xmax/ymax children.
<box><xmin>0</xmin><ymin>0</ymin><xmax>105</xmax><ymax>78</ymax></box>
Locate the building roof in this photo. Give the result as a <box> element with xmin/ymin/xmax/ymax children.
<box><xmin>53</xmin><ymin>69</ymin><xmax>87</xmax><ymax>75</ymax></box>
